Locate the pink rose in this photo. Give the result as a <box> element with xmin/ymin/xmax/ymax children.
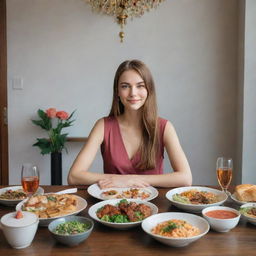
<box><xmin>46</xmin><ymin>108</ymin><xmax>57</xmax><ymax>118</ymax></box>
<box><xmin>56</xmin><ymin>111</ymin><xmax>69</xmax><ymax>120</ymax></box>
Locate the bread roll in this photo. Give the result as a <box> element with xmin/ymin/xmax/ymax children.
<box><xmin>235</xmin><ymin>184</ymin><xmax>256</xmax><ymax>202</ymax></box>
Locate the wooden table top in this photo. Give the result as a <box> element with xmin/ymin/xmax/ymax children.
<box><xmin>0</xmin><ymin>185</ymin><xmax>255</xmax><ymax>256</ymax></box>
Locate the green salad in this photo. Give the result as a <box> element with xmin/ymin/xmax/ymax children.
<box><xmin>54</xmin><ymin>221</ymin><xmax>90</xmax><ymax>235</ymax></box>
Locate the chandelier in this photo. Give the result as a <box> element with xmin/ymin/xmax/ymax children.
<box><xmin>86</xmin><ymin>0</ymin><xmax>165</xmax><ymax>42</ymax></box>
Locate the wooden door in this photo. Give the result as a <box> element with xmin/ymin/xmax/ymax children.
<box><xmin>0</xmin><ymin>0</ymin><xmax>9</xmax><ymax>185</ymax></box>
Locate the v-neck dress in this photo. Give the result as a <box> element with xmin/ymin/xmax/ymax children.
<box><xmin>101</xmin><ymin>116</ymin><xmax>168</xmax><ymax>175</ymax></box>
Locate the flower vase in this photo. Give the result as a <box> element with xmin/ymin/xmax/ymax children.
<box><xmin>51</xmin><ymin>152</ymin><xmax>62</xmax><ymax>185</ymax></box>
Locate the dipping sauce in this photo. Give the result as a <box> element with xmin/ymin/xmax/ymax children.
<box><xmin>205</xmin><ymin>210</ymin><xmax>238</xmax><ymax>219</ymax></box>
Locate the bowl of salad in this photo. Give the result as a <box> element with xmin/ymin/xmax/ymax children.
<box><xmin>166</xmin><ymin>186</ymin><xmax>228</xmax><ymax>213</ymax></box>
<box><xmin>88</xmin><ymin>199</ymin><xmax>158</xmax><ymax>229</ymax></box>
<box><xmin>48</xmin><ymin>216</ymin><xmax>94</xmax><ymax>246</ymax></box>
<box><xmin>239</xmin><ymin>203</ymin><xmax>256</xmax><ymax>225</ymax></box>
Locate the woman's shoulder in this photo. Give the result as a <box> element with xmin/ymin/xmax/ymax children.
<box><xmin>158</xmin><ymin>117</ymin><xmax>169</xmax><ymax>128</ymax></box>
<box><xmin>158</xmin><ymin>117</ymin><xmax>176</xmax><ymax>135</ymax></box>
<box><xmin>158</xmin><ymin>117</ymin><xmax>174</xmax><ymax>126</ymax></box>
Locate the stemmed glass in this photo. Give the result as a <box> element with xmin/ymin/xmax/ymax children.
<box><xmin>21</xmin><ymin>163</ymin><xmax>39</xmax><ymax>196</ymax></box>
<box><xmin>216</xmin><ymin>157</ymin><xmax>233</xmax><ymax>195</ymax></box>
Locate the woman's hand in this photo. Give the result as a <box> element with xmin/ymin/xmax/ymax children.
<box><xmin>98</xmin><ymin>175</ymin><xmax>149</xmax><ymax>189</ymax></box>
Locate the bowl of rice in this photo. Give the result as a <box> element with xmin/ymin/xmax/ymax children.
<box><xmin>141</xmin><ymin>212</ymin><xmax>209</xmax><ymax>247</ymax></box>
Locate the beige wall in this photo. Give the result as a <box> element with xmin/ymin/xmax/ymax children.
<box><xmin>7</xmin><ymin>0</ymin><xmax>248</xmax><ymax>186</ymax></box>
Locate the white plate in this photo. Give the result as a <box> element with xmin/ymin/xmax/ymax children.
<box><xmin>16</xmin><ymin>194</ymin><xmax>87</xmax><ymax>227</ymax></box>
<box><xmin>88</xmin><ymin>199</ymin><xmax>158</xmax><ymax>229</ymax></box>
<box><xmin>141</xmin><ymin>212</ymin><xmax>209</xmax><ymax>247</ymax></box>
<box><xmin>87</xmin><ymin>183</ymin><xmax>158</xmax><ymax>201</ymax></box>
<box><xmin>166</xmin><ymin>186</ymin><xmax>228</xmax><ymax>213</ymax></box>
<box><xmin>239</xmin><ymin>203</ymin><xmax>256</xmax><ymax>225</ymax></box>
<box><xmin>0</xmin><ymin>186</ymin><xmax>44</xmax><ymax>206</ymax></box>
<box><xmin>230</xmin><ymin>193</ymin><xmax>251</xmax><ymax>205</ymax></box>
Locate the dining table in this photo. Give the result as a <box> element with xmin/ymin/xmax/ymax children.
<box><xmin>0</xmin><ymin>185</ymin><xmax>255</xmax><ymax>256</ymax></box>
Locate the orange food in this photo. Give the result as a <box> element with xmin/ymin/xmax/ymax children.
<box><xmin>15</xmin><ymin>210</ymin><xmax>23</xmax><ymax>219</ymax></box>
<box><xmin>205</xmin><ymin>210</ymin><xmax>237</xmax><ymax>219</ymax></box>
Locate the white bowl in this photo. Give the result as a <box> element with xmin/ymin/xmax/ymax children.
<box><xmin>0</xmin><ymin>211</ymin><xmax>39</xmax><ymax>249</ymax></box>
<box><xmin>0</xmin><ymin>186</ymin><xmax>44</xmax><ymax>206</ymax></box>
<box><xmin>230</xmin><ymin>193</ymin><xmax>254</xmax><ymax>205</ymax></box>
<box><xmin>239</xmin><ymin>203</ymin><xmax>256</xmax><ymax>225</ymax></box>
<box><xmin>141</xmin><ymin>212</ymin><xmax>209</xmax><ymax>247</ymax></box>
<box><xmin>88</xmin><ymin>199</ymin><xmax>158</xmax><ymax>229</ymax></box>
<box><xmin>166</xmin><ymin>186</ymin><xmax>228</xmax><ymax>213</ymax></box>
<box><xmin>202</xmin><ymin>206</ymin><xmax>240</xmax><ymax>232</ymax></box>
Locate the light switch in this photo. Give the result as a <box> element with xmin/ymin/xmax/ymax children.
<box><xmin>12</xmin><ymin>77</ymin><xmax>24</xmax><ymax>90</ymax></box>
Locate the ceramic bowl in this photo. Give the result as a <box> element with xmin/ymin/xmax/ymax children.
<box><xmin>166</xmin><ymin>186</ymin><xmax>228</xmax><ymax>213</ymax></box>
<box><xmin>141</xmin><ymin>212</ymin><xmax>209</xmax><ymax>247</ymax></box>
<box><xmin>0</xmin><ymin>211</ymin><xmax>39</xmax><ymax>249</ymax></box>
<box><xmin>88</xmin><ymin>199</ymin><xmax>158</xmax><ymax>229</ymax></box>
<box><xmin>239</xmin><ymin>203</ymin><xmax>256</xmax><ymax>225</ymax></box>
<box><xmin>48</xmin><ymin>216</ymin><xmax>94</xmax><ymax>246</ymax></box>
<box><xmin>202</xmin><ymin>206</ymin><xmax>240</xmax><ymax>232</ymax></box>
<box><xmin>0</xmin><ymin>186</ymin><xmax>44</xmax><ymax>206</ymax></box>
<box><xmin>16</xmin><ymin>194</ymin><xmax>87</xmax><ymax>226</ymax></box>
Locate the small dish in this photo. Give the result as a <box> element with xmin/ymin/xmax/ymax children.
<box><xmin>141</xmin><ymin>212</ymin><xmax>209</xmax><ymax>247</ymax></box>
<box><xmin>166</xmin><ymin>186</ymin><xmax>228</xmax><ymax>213</ymax></box>
<box><xmin>88</xmin><ymin>199</ymin><xmax>158</xmax><ymax>229</ymax></box>
<box><xmin>202</xmin><ymin>206</ymin><xmax>240</xmax><ymax>232</ymax></box>
<box><xmin>0</xmin><ymin>186</ymin><xmax>44</xmax><ymax>206</ymax></box>
<box><xmin>87</xmin><ymin>183</ymin><xmax>158</xmax><ymax>201</ymax></box>
<box><xmin>239</xmin><ymin>203</ymin><xmax>256</xmax><ymax>225</ymax></box>
<box><xmin>48</xmin><ymin>216</ymin><xmax>94</xmax><ymax>246</ymax></box>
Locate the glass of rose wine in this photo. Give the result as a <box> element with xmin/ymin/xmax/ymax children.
<box><xmin>216</xmin><ymin>157</ymin><xmax>233</xmax><ymax>195</ymax></box>
<box><xmin>21</xmin><ymin>163</ymin><xmax>39</xmax><ymax>196</ymax></box>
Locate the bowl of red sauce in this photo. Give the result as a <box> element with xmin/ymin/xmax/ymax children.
<box><xmin>202</xmin><ymin>206</ymin><xmax>240</xmax><ymax>232</ymax></box>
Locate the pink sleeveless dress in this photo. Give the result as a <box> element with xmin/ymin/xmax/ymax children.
<box><xmin>101</xmin><ymin>116</ymin><xmax>168</xmax><ymax>175</ymax></box>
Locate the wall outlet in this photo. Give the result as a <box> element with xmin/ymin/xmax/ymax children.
<box><xmin>12</xmin><ymin>77</ymin><xmax>24</xmax><ymax>90</ymax></box>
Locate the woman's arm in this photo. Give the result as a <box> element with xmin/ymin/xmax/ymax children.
<box><xmin>67</xmin><ymin>118</ymin><xmax>114</xmax><ymax>185</ymax></box>
<box><xmin>98</xmin><ymin>121</ymin><xmax>192</xmax><ymax>188</ymax></box>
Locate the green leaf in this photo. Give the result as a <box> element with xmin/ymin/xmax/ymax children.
<box><xmin>67</xmin><ymin>110</ymin><xmax>76</xmax><ymax>121</ymax></box>
<box><xmin>33</xmin><ymin>138</ymin><xmax>52</xmax><ymax>155</ymax></box>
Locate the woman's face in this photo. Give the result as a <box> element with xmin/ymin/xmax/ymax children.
<box><xmin>118</xmin><ymin>70</ymin><xmax>148</xmax><ymax>112</ymax></box>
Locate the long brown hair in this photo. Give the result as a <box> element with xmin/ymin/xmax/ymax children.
<box><xmin>109</xmin><ymin>60</ymin><xmax>159</xmax><ymax>170</ymax></box>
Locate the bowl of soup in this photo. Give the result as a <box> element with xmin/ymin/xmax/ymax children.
<box><xmin>202</xmin><ymin>206</ymin><xmax>240</xmax><ymax>232</ymax></box>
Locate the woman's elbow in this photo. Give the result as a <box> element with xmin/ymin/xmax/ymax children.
<box><xmin>183</xmin><ymin>173</ymin><xmax>192</xmax><ymax>186</ymax></box>
<box><xmin>67</xmin><ymin>173</ymin><xmax>76</xmax><ymax>185</ymax></box>
<box><xmin>177</xmin><ymin>171</ymin><xmax>192</xmax><ymax>187</ymax></box>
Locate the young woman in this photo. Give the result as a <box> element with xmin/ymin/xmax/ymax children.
<box><xmin>68</xmin><ymin>60</ymin><xmax>192</xmax><ymax>188</ymax></box>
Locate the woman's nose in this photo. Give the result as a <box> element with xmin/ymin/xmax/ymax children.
<box><xmin>129</xmin><ymin>86</ymin><xmax>137</xmax><ymax>96</ymax></box>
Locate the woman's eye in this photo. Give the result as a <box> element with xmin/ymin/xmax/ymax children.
<box><xmin>121</xmin><ymin>85</ymin><xmax>129</xmax><ymax>89</ymax></box>
<box><xmin>137</xmin><ymin>84</ymin><xmax>145</xmax><ymax>88</ymax></box>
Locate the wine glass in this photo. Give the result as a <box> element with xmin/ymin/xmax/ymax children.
<box><xmin>216</xmin><ymin>157</ymin><xmax>233</xmax><ymax>195</ymax></box>
<box><xmin>21</xmin><ymin>163</ymin><xmax>39</xmax><ymax>196</ymax></box>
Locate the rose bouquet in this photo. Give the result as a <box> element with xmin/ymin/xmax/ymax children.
<box><xmin>32</xmin><ymin>108</ymin><xmax>75</xmax><ymax>155</ymax></box>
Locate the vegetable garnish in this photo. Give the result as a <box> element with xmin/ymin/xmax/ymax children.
<box><xmin>162</xmin><ymin>222</ymin><xmax>178</xmax><ymax>232</ymax></box>
<box><xmin>54</xmin><ymin>221</ymin><xmax>90</xmax><ymax>235</ymax></box>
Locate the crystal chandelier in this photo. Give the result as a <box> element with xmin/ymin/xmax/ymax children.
<box><xmin>86</xmin><ymin>0</ymin><xmax>165</xmax><ymax>42</ymax></box>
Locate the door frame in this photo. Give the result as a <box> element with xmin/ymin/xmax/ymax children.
<box><xmin>0</xmin><ymin>0</ymin><xmax>9</xmax><ymax>185</ymax></box>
